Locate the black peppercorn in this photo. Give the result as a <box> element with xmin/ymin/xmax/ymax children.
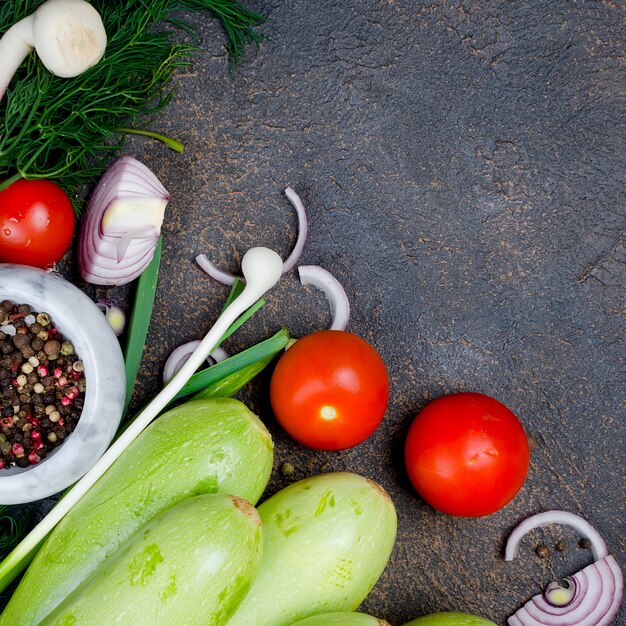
<box><xmin>536</xmin><ymin>545</ymin><xmax>550</xmax><ymax>558</ymax></box>
<box><xmin>0</xmin><ymin>300</ymin><xmax>86</xmax><ymax>470</ymax></box>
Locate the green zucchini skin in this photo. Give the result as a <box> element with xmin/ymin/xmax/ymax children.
<box><xmin>290</xmin><ymin>612</ymin><xmax>390</xmax><ymax>625</ymax></box>
<box><xmin>1</xmin><ymin>398</ymin><xmax>273</xmax><ymax>626</ymax></box>
<box><xmin>227</xmin><ymin>472</ymin><xmax>397</xmax><ymax>626</ymax></box>
<box><xmin>40</xmin><ymin>494</ymin><xmax>263</xmax><ymax>626</ymax></box>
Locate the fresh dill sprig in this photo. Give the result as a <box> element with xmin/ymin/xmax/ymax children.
<box><xmin>0</xmin><ymin>505</ymin><xmax>32</xmax><ymax>561</ymax></box>
<box><xmin>0</xmin><ymin>0</ymin><xmax>265</xmax><ymax>206</ymax></box>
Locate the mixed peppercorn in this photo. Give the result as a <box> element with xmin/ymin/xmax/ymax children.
<box><xmin>0</xmin><ymin>300</ymin><xmax>86</xmax><ymax>470</ymax></box>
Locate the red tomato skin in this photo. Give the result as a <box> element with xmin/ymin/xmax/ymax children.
<box><xmin>404</xmin><ymin>392</ymin><xmax>530</xmax><ymax>517</ymax></box>
<box><xmin>0</xmin><ymin>179</ymin><xmax>75</xmax><ymax>268</ymax></box>
<box><xmin>270</xmin><ymin>330</ymin><xmax>390</xmax><ymax>450</ymax></box>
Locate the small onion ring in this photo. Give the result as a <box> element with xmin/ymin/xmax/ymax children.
<box><xmin>298</xmin><ymin>265</ymin><xmax>350</xmax><ymax>331</ymax></box>
<box><xmin>196</xmin><ymin>186</ymin><xmax>309</xmax><ymax>284</ymax></box>
<box><xmin>195</xmin><ymin>254</ymin><xmax>237</xmax><ymax>286</ymax></box>
<box><xmin>163</xmin><ymin>341</ymin><xmax>230</xmax><ymax>385</ymax></box>
<box><xmin>505</xmin><ymin>511</ymin><xmax>608</xmax><ymax>562</ymax></box>
<box><xmin>282</xmin><ymin>187</ymin><xmax>308</xmax><ymax>273</ymax></box>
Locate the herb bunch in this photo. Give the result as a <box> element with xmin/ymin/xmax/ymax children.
<box><xmin>0</xmin><ymin>505</ymin><xmax>31</xmax><ymax>561</ymax></box>
<box><xmin>0</xmin><ymin>0</ymin><xmax>265</xmax><ymax>205</ymax></box>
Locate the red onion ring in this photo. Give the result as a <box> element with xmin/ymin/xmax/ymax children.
<box><xmin>505</xmin><ymin>511</ymin><xmax>608</xmax><ymax>562</ymax></box>
<box><xmin>282</xmin><ymin>187</ymin><xmax>308</xmax><ymax>273</ymax></box>
<box><xmin>163</xmin><ymin>341</ymin><xmax>230</xmax><ymax>385</ymax></box>
<box><xmin>298</xmin><ymin>265</ymin><xmax>350</xmax><ymax>331</ymax></box>
<box><xmin>196</xmin><ymin>187</ymin><xmax>309</xmax><ymax>284</ymax></box>
<box><xmin>78</xmin><ymin>157</ymin><xmax>169</xmax><ymax>286</ymax></box>
<box><xmin>195</xmin><ymin>254</ymin><xmax>237</xmax><ymax>286</ymax></box>
<box><xmin>506</xmin><ymin>511</ymin><xmax>623</xmax><ymax>626</ymax></box>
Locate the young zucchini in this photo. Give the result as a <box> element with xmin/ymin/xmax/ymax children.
<box><xmin>1</xmin><ymin>397</ymin><xmax>273</xmax><ymax>626</ymax></box>
<box><xmin>40</xmin><ymin>494</ymin><xmax>263</xmax><ymax>625</ymax></box>
<box><xmin>226</xmin><ymin>472</ymin><xmax>397</xmax><ymax>626</ymax></box>
<box><xmin>290</xmin><ymin>612</ymin><xmax>390</xmax><ymax>625</ymax></box>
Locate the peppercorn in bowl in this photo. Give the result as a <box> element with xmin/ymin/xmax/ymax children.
<box><xmin>0</xmin><ymin>265</ymin><xmax>125</xmax><ymax>504</ymax></box>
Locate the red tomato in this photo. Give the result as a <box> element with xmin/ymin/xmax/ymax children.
<box><xmin>270</xmin><ymin>330</ymin><xmax>390</xmax><ymax>450</ymax></box>
<box><xmin>0</xmin><ymin>179</ymin><xmax>75</xmax><ymax>268</ymax></box>
<box><xmin>405</xmin><ymin>392</ymin><xmax>530</xmax><ymax>517</ymax></box>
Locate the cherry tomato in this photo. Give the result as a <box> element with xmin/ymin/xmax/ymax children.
<box><xmin>404</xmin><ymin>392</ymin><xmax>530</xmax><ymax>517</ymax></box>
<box><xmin>0</xmin><ymin>179</ymin><xmax>75</xmax><ymax>268</ymax></box>
<box><xmin>270</xmin><ymin>330</ymin><xmax>390</xmax><ymax>450</ymax></box>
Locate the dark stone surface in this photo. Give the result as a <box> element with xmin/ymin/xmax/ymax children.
<box><xmin>3</xmin><ymin>1</ymin><xmax>626</xmax><ymax>624</ymax></box>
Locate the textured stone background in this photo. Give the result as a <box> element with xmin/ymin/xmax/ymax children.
<box><xmin>5</xmin><ymin>1</ymin><xmax>626</xmax><ymax>624</ymax></box>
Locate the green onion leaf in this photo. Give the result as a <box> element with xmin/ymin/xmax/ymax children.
<box><xmin>174</xmin><ymin>328</ymin><xmax>290</xmax><ymax>401</ymax></box>
<box><xmin>123</xmin><ymin>237</ymin><xmax>162</xmax><ymax>415</ymax></box>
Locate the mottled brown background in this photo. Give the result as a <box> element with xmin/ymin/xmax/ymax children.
<box><xmin>9</xmin><ymin>1</ymin><xmax>626</xmax><ymax>624</ymax></box>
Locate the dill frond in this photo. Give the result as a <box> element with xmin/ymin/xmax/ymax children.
<box><xmin>0</xmin><ymin>0</ymin><xmax>266</xmax><ymax>208</ymax></box>
<box><xmin>0</xmin><ymin>505</ymin><xmax>32</xmax><ymax>561</ymax></box>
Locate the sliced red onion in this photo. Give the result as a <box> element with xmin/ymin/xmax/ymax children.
<box><xmin>506</xmin><ymin>511</ymin><xmax>624</xmax><ymax>626</ymax></box>
<box><xmin>195</xmin><ymin>254</ymin><xmax>237</xmax><ymax>286</ymax></box>
<box><xmin>282</xmin><ymin>187</ymin><xmax>308</xmax><ymax>273</ymax></box>
<box><xmin>298</xmin><ymin>265</ymin><xmax>350</xmax><ymax>331</ymax></box>
<box><xmin>196</xmin><ymin>186</ymin><xmax>309</xmax><ymax>284</ymax></box>
<box><xmin>96</xmin><ymin>300</ymin><xmax>126</xmax><ymax>337</ymax></box>
<box><xmin>78</xmin><ymin>157</ymin><xmax>170</xmax><ymax>286</ymax></box>
<box><xmin>505</xmin><ymin>511</ymin><xmax>608</xmax><ymax>562</ymax></box>
<box><xmin>163</xmin><ymin>341</ymin><xmax>230</xmax><ymax>385</ymax></box>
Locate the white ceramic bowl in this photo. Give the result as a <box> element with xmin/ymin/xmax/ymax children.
<box><xmin>0</xmin><ymin>265</ymin><xmax>125</xmax><ymax>504</ymax></box>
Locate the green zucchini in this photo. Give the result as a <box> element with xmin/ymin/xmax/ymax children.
<box><xmin>290</xmin><ymin>612</ymin><xmax>390</xmax><ymax>625</ymax></box>
<box><xmin>40</xmin><ymin>494</ymin><xmax>263</xmax><ymax>625</ymax></box>
<box><xmin>1</xmin><ymin>397</ymin><xmax>273</xmax><ymax>626</ymax></box>
<box><xmin>227</xmin><ymin>472</ymin><xmax>397</xmax><ymax>626</ymax></box>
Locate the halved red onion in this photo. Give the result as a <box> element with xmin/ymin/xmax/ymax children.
<box><xmin>506</xmin><ymin>511</ymin><xmax>623</xmax><ymax>626</ymax></box>
<box><xmin>298</xmin><ymin>265</ymin><xmax>350</xmax><ymax>331</ymax></box>
<box><xmin>96</xmin><ymin>300</ymin><xmax>126</xmax><ymax>336</ymax></box>
<box><xmin>78</xmin><ymin>157</ymin><xmax>170</xmax><ymax>286</ymax></box>
<box><xmin>162</xmin><ymin>341</ymin><xmax>230</xmax><ymax>385</ymax></box>
<box><xmin>196</xmin><ymin>186</ymin><xmax>308</xmax><ymax>284</ymax></box>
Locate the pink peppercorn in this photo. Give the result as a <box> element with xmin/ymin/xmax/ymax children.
<box><xmin>30</xmin><ymin>430</ymin><xmax>41</xmax><ymax>441</ymax></box>
<box><xmin>61</xmin><ymin>396</ymin><xmax>72</xmax><ymax>407</ymax></box>
<box><xmin>28</xmin><ymin>452</ymin><xmax>40</xmax><ymax>464</ymax></box>
<box><xmin>58</xmin><ymin>418</ymin><xmax>65</xmax><ymax>426</ymax></box>
<box><xmin>53</xmin><ymin>367</ymin><xmax>63</xmax><ymax>379</ymax></box>
<box><xmin>34</xmin><ymin>440</ymin><xmax>45</xmax><ymax>452</ymax></box>
<box><xmin>37</xmin><ymin>365</ymin><xmax>49</xmax><ymax>377</ymax></box>
<box><xmin>12</xmin><ymin>443</ymin><xmax>24</xmax><ymax>457</ymax></box>
<box><xmin>1</xmin><ymin>417</ymin><xmax>13</xmax><ymax>428</ymax></box>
